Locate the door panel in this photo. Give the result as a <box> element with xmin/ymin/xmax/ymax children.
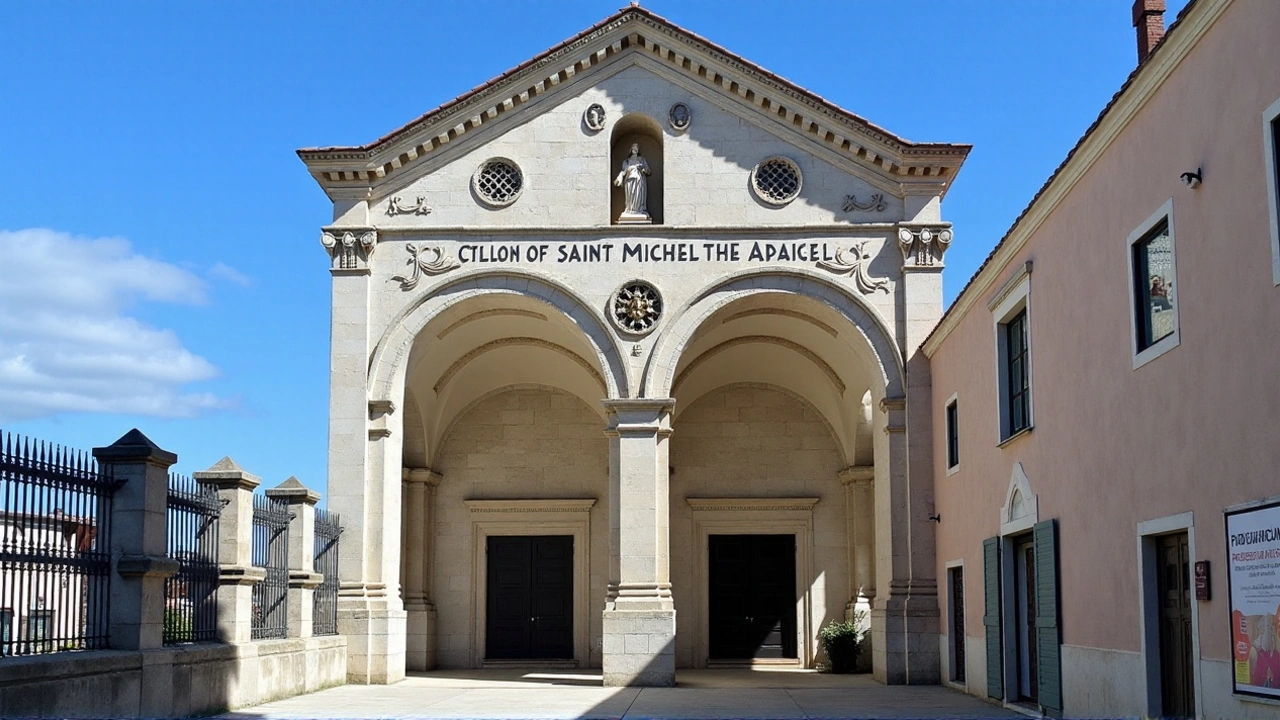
<box><xmin>1157</xmin><ymin>533</ymin><xmax>1194</xmax><ymax>719</ymax></box>
<box><xmin>708</xmin><ymin>534</ymin><xmax>796</xmax><ymax>660</ymax></box>
<box><xmin>485</xmin><ymin>535</ymin><xmax>573</xmax><ymax>660</ymax></box>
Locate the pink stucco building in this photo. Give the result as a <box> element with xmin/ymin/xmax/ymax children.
<box><xmin>924</xmin><ymin>0</ymin><xmax>1280</xmax><ymax>717</ymax></box>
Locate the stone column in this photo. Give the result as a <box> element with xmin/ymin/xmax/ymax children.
<box><xmin>839</xmin><ymin>465</ymin><xmax>876</xmax><ymax>614</ymax></box>
<box><xmin>868</xmin><ymin>218</ymin><xmax>948</xmax><ymax>684</ymax></box>
<box><xmin>321</xmin><ymin>220</ymin><xmax>406</xmax><ymax>684</ymax></box>
<box><xmin>265</xmin><ymin>477</ymin><xmax>322</xmax><ymax>638</ymax></box>
<box><xmin>840</xmin><ymin>465</ymin><xmax>875</xmax><ymax>673</ymax></box>
<box><xmin>92</xmin><ymin>429</ymin><xmax>181</xmax><ymax>651</ymax></box>
<box><xmin>194</xmin><ymin>457</ymin><xmax>265</xmax><ymax>644</ymax></box>
<box><xmin>601</xmin><ymin>399</ymin><xmax>676</xmax><ymax>688</ymax></box>
<box><xmin>402</xmin><ymin>467</ymin><xmax>440</xmax><ymax>671</ymax></box>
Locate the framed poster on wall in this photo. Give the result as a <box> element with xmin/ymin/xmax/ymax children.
<box><xmin>1225</xmin><ymin>499</ymin><xmax>1280</xmax><ymax>698</ymax></box>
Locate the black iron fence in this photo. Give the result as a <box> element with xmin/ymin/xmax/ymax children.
<box><xmin>0</xmin><ymin>431</ymin><xmax>116</xmax><ymax>655</ymax></box>
<box><xmin>164</xmin><ymin>473</ymin><xmax>223</xmax><ymax>644</ymax></box>
<box><xmin>251</xmin><ymin>494</ymin><xmax>290</xmax><ymax>640</ymax></box>
<box><xmin>312</xmin><ymin>508</ymin><xmax>341</xmax><ymax>637</ymax></box>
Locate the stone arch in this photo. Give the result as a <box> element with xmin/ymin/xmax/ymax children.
<box><xmin>642</xmin><ymin>267</ymin><xmax>904</xmax><ymax>400</ymax></box>
<box><xmin>368</xmin><ymin>268</ymin><xmax>631</xmax><ymax>403</ymax></box>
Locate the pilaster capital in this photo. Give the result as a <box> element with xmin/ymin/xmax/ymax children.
<box><xmin>896</xmin><ymin>222</ymin><xmax>952</xmax><ymax>269</ymax></box>
<box><xmin>402</xmin><ymin>467</ymin><xmax>442</xmax><ymax>486</ymax></box>
<box><xmin>838</xmin><ymin>465</ymin><xmax>875</xmax><ymax>487</ymax></box>
<box><xmin>321</xmin><ymin>226</ymin><xmax>377</xmax><ymax>273</ymax></box>
<box><xmin>193</xmin><ymin>456</ymin><xmax>261</xmax><ymax>491</ymax></box>
<box><xmin>602</xmin><ymin>398</ymin><xmax>675</xmax><ymax>437</ymax></box>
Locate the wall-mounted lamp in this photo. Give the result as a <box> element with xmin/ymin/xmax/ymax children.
<box><xmin>1180</xmin><ymin>168</ymin><xmax>1202</xmax><ymax>189</ymax></box>
<box><xmin>928</xmin><ymin>513</ymin><xmax>942</xmax><ymax>523</ymax></box>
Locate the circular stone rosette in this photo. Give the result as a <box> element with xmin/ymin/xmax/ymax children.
<box><xmin>608</xmin><ymin>280</ymin><xmax>664</xmax><ymax>336</ymax></box>
<box><xmin>472</xmin><ymin>157</ymin><xmax>524</xmax><ymax>208</ymax></box>
<box><xmin>750</xmin><ymin>156</ymin><xmax>803</xmax><ymax>206</ymax></box>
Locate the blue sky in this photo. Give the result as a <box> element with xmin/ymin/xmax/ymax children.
<box><xmin>0</xmin><ymin>1</ymin><xmax>1190</xmax><ymax>494</ymax></box>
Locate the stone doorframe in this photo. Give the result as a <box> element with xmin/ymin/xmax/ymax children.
<box><xmin>685</xmin><ymin>497</ymin><xmax>820</xmax><ymax>668</ymax></box>
<box><xmin>465</xmin><ymin>499</ymin><xmax>596</xmax><ymax>668</ymax></box>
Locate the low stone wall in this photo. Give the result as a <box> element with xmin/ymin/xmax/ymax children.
<box><xmin>0</xmin><ymin>636</ymin><xmax>346</xmax><ymax>718</ymax></box>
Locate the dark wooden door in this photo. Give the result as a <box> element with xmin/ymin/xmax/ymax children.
<box><xmin>950</xmin><ymin>566</ymin><xmax>966</xmax><ymax>683</ymax></box>
<box><xmin>1015</xmin><ymin>540</ymin><xmax>1038</xmax><ymax>702</ymax></box>
<box><xmin>1158</xmin><ymin>532</ymin><xmax>1194</xmax><ymax>718</ymax></box>
<box><xmin>708</xmin><ymin>534</ymin><xmax>796</xmax><ymax>659</ymax></box>
<box><xmin>485</xmin><ymin>535</ymin><xmax>573</xmax><ymax>659</ymax></box>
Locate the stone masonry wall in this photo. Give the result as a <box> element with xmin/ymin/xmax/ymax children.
<box><xmin>430</xmin><ymin>387</ymin><xmax>609</xmax><ymax>668</ymax></box>
<box><xmin>669</xmin><ymin>384</ymin><xmax>848</xmax><ymax>668</ymax></box>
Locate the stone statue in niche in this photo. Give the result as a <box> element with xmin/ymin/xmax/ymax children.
<box><xmin>613</xmin><ymin>143</ymin><xmax>652</xmax><ymax>224</ymax></box>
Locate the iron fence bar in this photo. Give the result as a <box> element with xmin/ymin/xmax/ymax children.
<box><xmin>312</xmin><ymin>508</ymin><xmax>341</xmax><ymax>637</ymax></box>
<box><xmin>0</xmin><ymin>431</ymin><xmax>114</xmax><ymax>656</ymax></box>
<box><xmin>163</xmin><ymin>473</ymin><xmax>222</xmax><ymax>644</ymax></box>
<box><xmin>251</xmin><ymin>494</ymin><xmax>290</xmax><ymax>640</ymax></box>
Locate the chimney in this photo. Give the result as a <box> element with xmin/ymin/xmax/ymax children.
<box><xmin>1132</xmin><ymin>0</ymin><xmax>1166</xmax><ymax>64</ymax></box>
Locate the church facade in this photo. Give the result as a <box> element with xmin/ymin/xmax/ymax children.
<box><xmin>299</xmin><ymin>7</ymin><xmax>968</xmax><ymax>688</ymax></box>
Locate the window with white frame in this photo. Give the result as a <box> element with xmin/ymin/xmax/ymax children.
<box><xmin>945</xmin><ymin>396</ymin><xmax>960</xmax><ymax>472</ymax></box>
<box><xmin>1128</xmin><ymin>199</ymin><xmax>1179</xmax><ymax>366</ymax></box>
<box><xmin>1266</xmin><ymin>95</ymin><xmax>1280</xmax><ymax>285</ymax></box>
<box><xmin>991</xmin><ymin>263</ymin><xmax>1032</xmax><ymax>442</ymax></box>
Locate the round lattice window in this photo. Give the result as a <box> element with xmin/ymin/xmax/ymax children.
<box><xmin>472</xmin><ymin>158</ymin><xmax>524</xmax><ymax>207</ymax></box>
<box><xmin>609</xmin><ymin>281</ymin><xmax>663</xmax><ymax>335</ymax></box>
<box><xmin>751</xmin><ymin>156</ymin><xmax>803</xmax><ymax>205</ymax></box>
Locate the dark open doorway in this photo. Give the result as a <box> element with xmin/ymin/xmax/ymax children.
<box><xmin>708</xmin><ymin>534</ymin><xmax>797</xmax><ymax>660</ymax></box>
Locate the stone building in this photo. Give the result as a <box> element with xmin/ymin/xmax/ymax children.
<box><xmin>299</xmin><ymin>6</ymin><xmax>968</xmax><ymax>687</ymax></box>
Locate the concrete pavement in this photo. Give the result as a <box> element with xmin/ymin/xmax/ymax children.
<box><xmin>218</xmin><ymin>668</ymin><xmax>1022</xmax><ymax>719</ymax></box>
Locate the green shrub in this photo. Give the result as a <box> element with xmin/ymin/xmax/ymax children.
<box><xmin>818</xmin><ymin>612</ymin><xmax>866</xmax><ymax>673</ymax></box>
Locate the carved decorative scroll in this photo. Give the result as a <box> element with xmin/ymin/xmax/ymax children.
<box><xmin>816</xmin><ymin>241</ymin><xmax>890</xmax><ymax>294</ymax></box>
<box><xmin>843</xmin><ymin>193</ymin><xmax>887</xmax><ymax>213</ymax></box>
<box><xmin>392</xmin><ymin>243</ymin><xmax>461</xmax><ymax>289</ymax></box>
<box><xmin>897</xmin><ymin>226</ymin><xmax>952</xmax><ymax>268</ymax></box>
<box><xmin>320</xmin><ymin>228</ymin><xmax>377</xmax><ymax>271</ymax></box>
<box><xmin>387</xmin><ymin>196</ymin><xmax>432</xmax><ymax>216</ymax></box>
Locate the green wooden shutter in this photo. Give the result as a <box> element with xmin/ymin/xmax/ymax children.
<box><xmin>982</xmin><ymin>537</ymin><xmax>1003</xmax><ymax>700</ymax></box>
<box><xmin>1034</xmin><ymin>519</ymin><xmax>1063</xmax><ymax>717</ymax></box>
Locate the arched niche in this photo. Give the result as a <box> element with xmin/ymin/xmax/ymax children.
<box><xmin>610</xmin><ymin>113</ymin><xmax>663</xmax><ymax>225</ymax></box>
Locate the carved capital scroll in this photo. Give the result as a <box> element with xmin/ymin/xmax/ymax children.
<box><xmin>321</xmin><ymin>227</ymin><xmax>377</xmax><ymax>272</ymax></box>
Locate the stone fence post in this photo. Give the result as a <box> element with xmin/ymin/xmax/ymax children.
<box><xmin>265</xmin><ymin>477</ymin><xmax>322</xmax><ymax>638</ymax></box>
<box><xmin>194</xmin><ymin>457</ymin><xmax>264</xmax><ymax>644</ymax></box>
<box><xmin>92</xmin><ymin>429</ymin><xmax>181</xmax><ymax>651</ymax></box>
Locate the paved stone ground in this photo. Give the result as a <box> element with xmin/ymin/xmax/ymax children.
<box><xmin>219</xmin><ymin>669</ymin><xmax>1021</xmax><ymax>719</ymax></box>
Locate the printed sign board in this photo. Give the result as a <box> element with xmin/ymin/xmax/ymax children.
<box><xmin>1225</xmin><ymin>500</ymin><xmax>1280</xmax><ymax>698</ymax></box>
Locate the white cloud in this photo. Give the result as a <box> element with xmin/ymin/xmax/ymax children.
<box><xmin>209</xmin><ymin>262</ymin><xmax>252</xmax><ymax>287</ymax></box>
<box><xmin>0</xmin><ymin>229</ymin><xmax>226</xmax><ymax>421</ymax></box>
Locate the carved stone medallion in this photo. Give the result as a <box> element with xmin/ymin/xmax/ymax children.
<box><xmin>609</xmin><ymin>280</ymin><xmax>664</xmax><ymax>335</ymax></box>
<box><xmin>583</xmin><ymin>103</ymin><xmax>606</xmax><ymax>132</ymax></box>
<box><xmin>668</xmin><ymin>102</ymin><xmax>691</xmax><ymax>132</ymax></box>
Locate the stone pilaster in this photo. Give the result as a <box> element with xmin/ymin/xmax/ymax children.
<box><xmin>265</xmin><ymin>477</ymin><xmax>323</xmax><ymax>638</ymax></box>
<box><xmin>601</xmin><ymin>399</ymin><xmax>676</xmax><ymax>687</ymax></box>
<box><xmin>194</xmin><ymin>457</ymin><xmax>264</xmax><ymax>645</ymax></box>
<box><xmin>322</xmin><ymin>215</ymin><xmax>406</xmax><ymax>684</ymax></box>
<box><xmin>93</xmin><ymin>429</ymin><xmax>180</xmax><ymax>651</ymax></box>
<box><xmin>402</xmin><ymin>468</ymin><xmax>441</xmax><ymax>671</ymax></box>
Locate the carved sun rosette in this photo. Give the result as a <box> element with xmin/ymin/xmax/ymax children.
<box><xmin>897</xmin><ymin>226</ymin><xmax>953</xmax><ymax>268</ymax></box>
<box><xmin>609</xmin><ymin>280</ymin><xmax>664</xmax><ymax>336</ymax></box>
<box><xmin>391</xmin><ymin>243</ymin><xmax>461</xmax><ymax>289</ymax></box>
<box><xmin>843</xmin><ymin>193</ymin><xmax>887</xmax><ymax>213</ymax></box>
<box><xmin>386</xmin><ymin>196</ymin><xmax>432</xmax><ymax>216</ymax></box>
<box><xmin>321</xmin><ymin>229</ymin><xmax>376</xmax><ymax>271</ymax></box>
<box><xmin>816</xmin><ymin>241</ymin><xmax>890</xmax><ymax>294</ymax></box>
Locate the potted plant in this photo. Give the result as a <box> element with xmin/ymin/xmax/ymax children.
<box><xmin>819</xmin><ymin>612</ymin><xmax>866</xmax><ymax>673</ymax></box>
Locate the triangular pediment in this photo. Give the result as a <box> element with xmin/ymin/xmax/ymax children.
<box><xmin>299</xmin><ymin>7</ymin><xmax>969</xmax><ymax>201</ymax></box>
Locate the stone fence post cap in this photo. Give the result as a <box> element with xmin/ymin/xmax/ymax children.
<box><xmin>265</xmin><ymin>476</ymin><xmax>322</xmax><ymax>505</ymax></box>
<box><xmin>192</xmin><ymin>456</ymin><xmax>262</xmax><ymax>489</ymax></box>
<box><xmin>92</xmin><ymin>428</ymin><xmax>178</xmax><ymax>466</ymax></box>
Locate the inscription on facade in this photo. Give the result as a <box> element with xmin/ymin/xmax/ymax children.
<box><xmin>455</xmin><ymin>240</ymin><xmax>842</xmax><ymax>265</ymax></box>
